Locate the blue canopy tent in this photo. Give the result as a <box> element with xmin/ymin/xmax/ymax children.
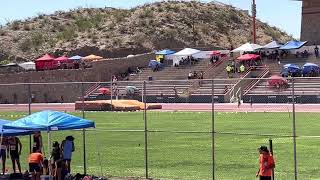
<box><xmin>303</xmin><ymin>63</ymin><xmax>320</xmax><ymax>76</ymax></box>
<box><xmin>155</xmin><ymin>49</ymin><xmax>176</xmax><ymax>55</ymax></box>
<box><xmin>279</xmin><ymin>40</ymin><xmax>308</xmax><ymax>50</ymax></box>
<box><xmin>0</xmin><ymin>119</ymin><xmax>33</xmax><ymax>137</ymax></box>
<box><xmin>3</xmin><ymin>110</ymin><xmax>95</xmax><ymax>174</ymax></box>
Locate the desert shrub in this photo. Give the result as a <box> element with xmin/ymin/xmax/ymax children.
<box><xmin>19</xmin><ymin>38</ymin><xmax>32</xmax><ymax>52</ymax></box>
<box><xmin>57</xmin><ymin>27</ymin><xmax>76</xmax><ymax>41</ymax></box>
<box><xmin>11</xmin><ymin>21</ymin><xmax>20</xmax><ymax>30</ymax></box>
<box><xmin>23</xmin><ymin>24</ymin><xmax>31</xmax><ymax>31</ymax></box>
<box><xmin>75</xmin><ymin>16</ymin><xmax>92</xmax><ymax>32</ymax></box>
<box><xmin>0</xmin><ymin>30</ymin><xmax>5</xmax><ymax>36</ymax></box>
<box><xmin>265</xmin><ymin>27</ymin><xmax>281</xmax><ymax>40</ymax></box>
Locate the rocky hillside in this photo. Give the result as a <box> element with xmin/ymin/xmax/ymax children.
<box><xmin>0</xmin><ymin>1</ymin><xmax>292</xmax><ymax>61</ymax></box>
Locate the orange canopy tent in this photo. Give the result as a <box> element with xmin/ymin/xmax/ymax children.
<box><xmin>82</xmin><ymin>54</ymin><xmax>103</xmax><ymax>61</ymax></box>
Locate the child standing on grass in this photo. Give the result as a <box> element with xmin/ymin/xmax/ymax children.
<box><xmin>256</xmin><ymin>146</ymin><xmax>275</xmax><ymax>180</ymax></box>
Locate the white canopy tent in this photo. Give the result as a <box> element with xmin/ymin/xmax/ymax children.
<box><xmin>18</xmin><ymin>62</ymin><xmax>36</xmax><ymax>70</ymax></box>
<box><xmin>232</xmin><ymin>43</ymin><xmax>262</xmax><ymax>52</ymax></box>
<box><xmin>168</xmin><ymin>48</ymin><xmax>201</xmax><ymax>66</ymax></box>
<box><xmin>263</xmin><ymin>41</ymin><xmax>282</xmax><ymax>49</ymax></box>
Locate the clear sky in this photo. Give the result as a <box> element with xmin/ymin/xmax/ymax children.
<box><xmin>0</xmin><ymin>0</ymin><xmax>302</xmax><ymax>38</ymax></box>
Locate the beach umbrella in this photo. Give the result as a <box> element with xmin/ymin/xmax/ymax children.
<box><xmin>303</xmin><ymin>63</ymin><xmax>319</xmax><ymax>67</ymax></box>
<box><xmin>268</xmin><ymin>75</ymin><xmax>287</xmax><ymax>87</ymax></box>
<box><xmin>126</xmin><ymin>86</ymin><xmax>138</xmax><ymax>95</ymax></box>
<box><xmin>98</xmin><ymin>87</ymin><xmax>110</xmax><ymax>94</ymax></box>
<box><xmin>283</xmin><ymin>64</ymin><xmax>300</xmax><ymax>69</ymax></box>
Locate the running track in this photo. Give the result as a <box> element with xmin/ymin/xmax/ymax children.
<box><xmin>0</xmin><ymin>103</ymin><xmax>319</xmax><ymax>112</ymax></box>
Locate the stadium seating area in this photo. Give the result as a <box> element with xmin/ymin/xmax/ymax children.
<box><xmin>243</xmin><ymin>55</ymin><xmax>320</xmax><ymax>103</ymax></box>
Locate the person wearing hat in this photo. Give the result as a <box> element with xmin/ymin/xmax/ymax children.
<box><xmin>256</xmin><ymin>146</ymin><xmax>275</xmax><ymax>180</ymax></box>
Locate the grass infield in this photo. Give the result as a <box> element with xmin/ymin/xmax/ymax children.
<box><xmin>0</xmin><ymin>111</ymin><xmax>319</xmax><ymax>179</ymax></box>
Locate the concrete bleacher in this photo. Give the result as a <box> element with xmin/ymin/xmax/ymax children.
<box><xmin>247</xmin><ymin>78</ymin><xmax>320</xmax><ymax>95</ymax></box>
<box><xmin>85</xmin><ymin>58</ymin><xmax>236</xmax><ymax>102</ymax></box>
<box><xmin>243</xmin><ymin>55</ymin><xmax>320</xmax><ymax>103</ymax></box>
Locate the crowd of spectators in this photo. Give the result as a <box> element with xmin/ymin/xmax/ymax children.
<box><xmin>188</xmin><ymin>71</ymin><xmax>204</xmax><ymax>80</ymax></box>
<box><xmin>175</xmin><ymin>56</ymin><xmax>199</xmax><ymax>67</ymax></box>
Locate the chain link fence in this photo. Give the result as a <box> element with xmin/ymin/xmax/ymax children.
<box><xmin>0</xmin><ymin>77</ymin><xmax>320</xmax><ymax>179</ymax></box>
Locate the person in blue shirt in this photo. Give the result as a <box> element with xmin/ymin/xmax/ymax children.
<box><xmin>61</xmin><ymin>136</ymin><xmax>75</xmax><ymax>174</ymax></box>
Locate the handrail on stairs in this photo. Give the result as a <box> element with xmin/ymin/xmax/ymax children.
<box><xmin>84</xmin><ymin>83</ymin><xmax>101</xmax><ymax>98</ymax></box>
<box><xmin>225</xmin><ymin>66</ymin><xmax>267</xmax><ymax>102</ymax></box>
<box><xmin>243</xmin><ymin>68</ymin><xmax>270</xmax><ymax>95</ymax></box>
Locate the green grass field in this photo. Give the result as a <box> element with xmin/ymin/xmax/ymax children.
<box><xmin>0</xmin><ymin>111</ymin><xmax>320</xmax><ymax>180</ymax></box>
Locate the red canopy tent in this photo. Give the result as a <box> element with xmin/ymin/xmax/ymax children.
<box><xmin>35</xmin><ymin>54</ymin><xmax>57</xmax><ymax>71</ymax></box>
<box><xmin>268</xmin><ymin>75</ymin><xmax>288</xmax><ymax>88</ymax></box>
<box><xmin>237</xmin><ymin>54</ymin><xmax>260</xmax><ymax>61</ymax></box>
<box><xmin>54</xmin><ymin>56</ymin><xmax>74</xmax><ymax>69</ymax></box>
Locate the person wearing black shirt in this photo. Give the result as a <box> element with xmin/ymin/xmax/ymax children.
<box><xmin>33</xmin><ymin>131</ymin><xmax>42</xmax><ymax>153</ymax></box>
<box><xmin>50</xmin><ymin>141</ymin><xmax>63</xmax><ymax>180</ymax></box>
<box><xmin>8</xmin><ymin>137</ymin><xmax>22</xmax><ymax>174</ymax></box>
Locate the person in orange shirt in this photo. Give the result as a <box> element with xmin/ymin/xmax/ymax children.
<box><xmin>28</xmin><ymin>150</ymin><xmax>44</xmax><ymax>180</ymax></box>
<box><xmin>256</xmin><ymin>146</ymin><xmax>275</xmax><ymax>180</ymax></box>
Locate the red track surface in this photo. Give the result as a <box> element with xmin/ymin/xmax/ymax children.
<box><xmin>0</xmin><ymin>103</ymin><xmax>318</xmax><ymax>112</ymax></box>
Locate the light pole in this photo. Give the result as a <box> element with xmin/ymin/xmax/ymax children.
<box><xmin>252</xmin><ymin>0</ymin><xmax>257</xmax><ymax>44</ymax></box>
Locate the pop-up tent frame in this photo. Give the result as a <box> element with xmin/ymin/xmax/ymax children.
<box><xmin>3</xmin><ymin>110</ymin><xmax>95</xmax><ymax>175</ymax></box>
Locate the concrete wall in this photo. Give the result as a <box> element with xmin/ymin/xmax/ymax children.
<box><xmin>0</xmin><ymin>53</ymin><xmax>154</xmax><ymax>103</ymax></box>
<box><xmin>301</xmin><ymin>0</ymin><xmax>320</xmax><ymax>45</ymax></box>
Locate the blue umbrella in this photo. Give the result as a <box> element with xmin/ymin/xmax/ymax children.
<box><xmin>68</xmin><ymin>55</ymin><xmax>83</xmax><ymax>61</ymax></box>
<box><xmin>303</xmin><ymin>63</ymin><xmax>319</xmax><ymax>67</ymax></box>
<box><xmin>303</xmin><ymin>63</ymin><xmax>320</xmax><ymax>75</ymax></box>
<box><xmin>283</xmin><ymin>64</ymin><xmax>300</xmax><ymax>69</ymax></box>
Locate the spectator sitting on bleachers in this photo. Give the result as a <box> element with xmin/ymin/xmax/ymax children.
<box><xmin>188</xmin><ymin>71</ymin><xmax>193</xmax><ymax>79</ymax></box>
<box><xmin>302</xmin><ymin>50</ymin><xmax>309</xmax><ymax>58</ymax></box>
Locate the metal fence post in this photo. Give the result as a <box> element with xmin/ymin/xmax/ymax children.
<box><xmin>110</xmin><ymin>79</ymin><xmax>113</xmax><ymax>111</ymax></box>
<box><xmin>143</xmin><ymin>81</ymin><xmax>149</xmax><ymax>179</ymax></box>
<box><xmin>81</xmin><ymin>82</ymin><xmax>87</xmax><ymax>175</ymax></box>
<box><xmin>211</xmin><ymin>79</ymin><xmax>215</xmax><ymax>180</ymax></box>
<box><xmin>291</xmin><ymin>78</ymin><xmax>297</xmax><ymax>180</ymax></box>
<box><xmin>269</xmin><ymin>139</ymin><xmax>275</xmax><ymax>180</ymax></box>
<box><xmin>28</xmin><ymin>83</ymin><xmax>32</xmax><ymax>154</ymax></box>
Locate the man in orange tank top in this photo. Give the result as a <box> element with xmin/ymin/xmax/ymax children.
<box><xmin>256</xmin><ymin>146</ymin><xmax>275</xmax><ymax>180</ymax></box>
